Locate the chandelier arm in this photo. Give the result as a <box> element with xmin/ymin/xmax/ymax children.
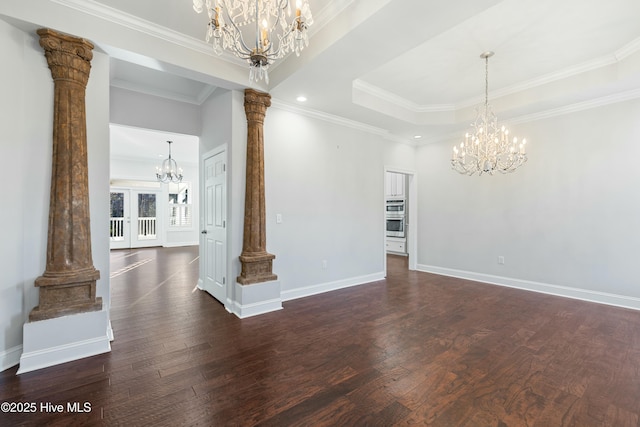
<box><xmin>218</xmin><ymin>0</ymin><xmax>254</xmax><ymax>56</ymax></box>
<box><xmin>269</xmin><ymin>0</ymin><xmax>287</xmax><ymax>35</ymax></box>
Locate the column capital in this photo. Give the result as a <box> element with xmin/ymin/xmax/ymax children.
<box><xmin>37</xmin><ymin>28</ymin><xmax>93</xmax><ymax>88</ymax></box>
<box><xmin>244</xmin><ymin>89</ymin><xmax>271</xmax><ymax>124</ymax></box>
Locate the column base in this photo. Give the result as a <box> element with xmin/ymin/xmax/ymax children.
<box><xmin>31</xmin><ymin>270</ymin><xmax>102</xmax><ymax>321</ymax></box>
<box><xmin>237</xmin><ymin>252</ymin><xmax>277</xmax><ymax>285</ymax></box>
<box><xmin>232</xmin><ymin>279</ymin><xmax>282</xmax><ymax>318</ymax></box>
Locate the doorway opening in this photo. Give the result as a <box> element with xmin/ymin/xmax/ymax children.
<box><xmin>383</xmin><ymin>168</ymin><xmax>417</xmax><ymax>276</ymax></box>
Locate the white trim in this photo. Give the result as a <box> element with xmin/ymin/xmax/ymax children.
<box><xmin>52</xmin><ymin>0</ymin><xmax>215</xmax><ymax>56</ymax></box>
<box><xmin>107</xmin><ymin>321</ymin><xmax>114</xmax><ymax>342</ymax></box>
<box><xmin>110</xmin><ymin>78</ymin><xmax>216</xmax><ymax>106</ymax></box>
<box><xmin>281</xmin><ymin>272</ymin><xmax>384</xmax><ymax>302</ymax></box>
<box><xmin>18</xmin><ymin>337</ymin><xmax>111</xmax><ymax>375</ymax></box>
<box><xmin>271</xmin><ymin>99</ymin><xmax>390</xmax><ymax>138</ymax></box>
<box><xmin>353</xmin><ymin>79</ymin><xmax>455</xmax><ymax>113</ymax></box>
<box><xmin>509</xmin><ymin>88</ymin><xmax>640</xmax><ymax>125</ymax></box>
<box><xmin>163</xmin><ymin>241</ymin><xmax>199</xmax><ymax>248</ymax></box>
<box><xmin>0</xmin><ymin>345</ymin><xmax>23</xmax><ymax>372</ymax></box>
<box><xmin>417</xmin><ymin>264</ymin><xmax>640</xmax><ymax>311</ymax></box>
<box><xmin>418</xmin><ymin>87</ymin><xmax>640</xmax><ymax>146</ymax></box>
<box><xmin>17</xmin><ymin>310</ymin><xmax>111</xmax><ymax>374</ymax></box>
<box><xmin>352</xmin><ymin>44</ymin><xmax>640</xmax><ymax>115</ymax></box>
<box><xmin>229</xmin><ymin>298</ymin><xmax>283</xmax><ymax>319</ymax></box>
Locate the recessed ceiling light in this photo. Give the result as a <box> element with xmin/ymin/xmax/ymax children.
<box><xmin>296</xmin><ymin>95</ymin><xmax>307</xmax><ymax>102</ymax></box>
<box><xmin>413</xmin><ymin>135</ymin><xmax>422</xmax><ymax>139</ymax></box>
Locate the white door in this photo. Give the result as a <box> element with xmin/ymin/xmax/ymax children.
<box><xmin>202</xmin><ymin>150</ymin><xmax>227</xmax><ymax>304</ymax></box>
<box><xmin>110</xmin><ymin>188</ymin><xmax>161</xmax><ymax>249</ymax></box>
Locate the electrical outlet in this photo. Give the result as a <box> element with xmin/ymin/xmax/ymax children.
<box><xmin>322</xmin><ymin>260</ymin><xmax>327</xmax><ymax>269</ymax></box>
<box><xmin>498</xmin><ymin>256</ymin><xmax>505</xmax><ymax>265</ymax></box>
<box><xmin>276</xmin><ymin>213</ymin><xmax>282</xmax><ymax>224</ymax></box>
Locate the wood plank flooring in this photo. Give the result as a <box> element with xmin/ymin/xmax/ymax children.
<box><xmin>2</xmin><ymin>247</ymin><xmax>640</xmax><ymax>426</ymax></box>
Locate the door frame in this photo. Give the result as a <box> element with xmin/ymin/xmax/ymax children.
<box><xmin>198</xmin><ymin>144</ymin><xmax>228</xmax><ymax>308</ymax></box>
<box><xmin>383</xmin><ymin>167</ymin><xmax>417</xmax><ymax>276</ymax></box>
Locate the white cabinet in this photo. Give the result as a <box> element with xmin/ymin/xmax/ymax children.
<box><xmin>386</xmin><ymin>238</ymin><xmax>406</xmax><ymax>254</ymax></box>
<box><xmin>385</xmin><ymin>172</ymin><xmax>405</xmax><ymax>198</ymax></box>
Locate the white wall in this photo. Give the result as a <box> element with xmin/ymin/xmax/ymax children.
<box><xmin>264</xmin><ymin>107</ymin><xmax>407</xmax><ymax>299</ymax></box>
<box><xmin>110</xmin><ymin>87</ymin><xmax>202</xmax><ymax>136</ymax></box>
<box><xmin>417</xmin><ymin>97</ymin><xmax>640</xmax><ymax>307</ymax></box>
<box><xmin>0</xmin><ymin>20</ymin><xmax>110</xmax><ymax>371</ymax></box>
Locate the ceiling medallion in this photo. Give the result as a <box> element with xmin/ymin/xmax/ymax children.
<box><xmin>193</xmin><ymin>0</ymin><xmax>313</xmax><ymax>84</ymax></box>
<box><xmin>452</xmin><ymin>52</ymin><xmax>528</xmax><ymax>175</ymax></box>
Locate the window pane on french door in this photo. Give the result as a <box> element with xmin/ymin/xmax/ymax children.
<box><xmin>110</xmin><ymin>192</ymin><xmax>125</xmax><ymax>241</ymax></box>
<box><xmin>137</xmin><ymin>193</ymin><xmax>157</xmax><ymax>240</ymax></box>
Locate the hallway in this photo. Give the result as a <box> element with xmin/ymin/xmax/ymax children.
<box><xmin>2</xmin><ymin>249</ymin><xmax>640</xmax><ymax>425</ymax></box>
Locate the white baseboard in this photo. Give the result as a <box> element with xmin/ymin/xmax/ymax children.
<box><xmin>281</xmin><ymin>272</ymin><xmax>385</xmax><ymax>302</ymax></box>
<box><xmin>163</xmin><ymin>242</ymin><xmax>198</xmax><ymax>248</ymax></box>
<box><xmin>417</xmin><ymin>264</ymin><xmax>640</xmax><ymax>311</ymax></box>
<box><xmin>231</xmin><ymin>279</ymin><xmax>283</xmax><ymax>318</ymax></box>
<box><xmin>18</xmin><ymin>309</ymin><xmax>111</xmax><ymax>374</ymax></box>
<box><xmin>107</xmin><ymin>320</ymin><xmax>114</xmax><ymax>341</ymax></box>
<box><xmin>229</xmin><ymin>298</ymin><xmax>283</xmax><ymax>318</ymax></box>
<box><xmin>0</xmin><ymin>345</ymin><xmax>23</xmax><ymax>372</ymax></box>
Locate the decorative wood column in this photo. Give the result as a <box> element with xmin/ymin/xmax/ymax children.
<box><xmin>237</xmin><ymin>89</ymin><xmax>278</xmax><ymax>285</ymax></box>
<box><xmin>29</xmin><ymin>28</ymin><xmax>102</xmax><ymax>321</ymax></box>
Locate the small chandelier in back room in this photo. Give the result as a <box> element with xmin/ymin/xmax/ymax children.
<box><xmin>156</xmin><ymin>141</ymin><xmax>183</xmax><ymax>184</ymax></box>
<box><xmin>451</xmin><ymin>52</ymin><xmax>527</xmax><ymax>176</ymax></box>
<box><xmin>193</xmin><ymin>0</ymin><xmax>313</xmax><ymax>84</ymax></box>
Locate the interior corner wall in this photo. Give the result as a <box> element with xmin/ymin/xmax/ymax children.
<box><xmin>263</xmin><ymin>107</ymin><xmax>409</xmax><ymax>300</ymax></box>
<box><xmin>0</xmin><ymin>20</ymin><xmax>111</xmax><ymax>372</ymax></box>
<box><xmin>200</xmin><ymin>88</ymin><xmax>247</xmax><ymax>307</ymax></box>
<box><xmin>416</xmin><ymin>97</ymin><xmax>640</xmax><ymax>307</ymax></box>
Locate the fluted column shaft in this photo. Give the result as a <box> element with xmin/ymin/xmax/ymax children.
<box><xmin>237</xmin><ymin>89</ymin><xmax>277</xmax><ymax>285</ymax></box>
<box><xmin>30</xmin><ymin>28</ymin><xmax>102</xmax><ymax>321</ymax></box>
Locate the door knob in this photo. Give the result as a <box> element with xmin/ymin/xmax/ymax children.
<box><xmin>201</xmin><ymin>230</ymin><xmax>208</xmax><ymax>234</ymax></box>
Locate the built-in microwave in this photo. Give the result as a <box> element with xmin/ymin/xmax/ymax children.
<box><xmin>386</xmin><ymin>198</ymin><xmax>405</xmax><ymax>215</ymax></box>
<box><xmin>386</xmin><ymin>216</ymin><xmax>405</xmax><ymax>238</ymax></box>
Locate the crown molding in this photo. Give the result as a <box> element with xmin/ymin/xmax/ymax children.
<box><xmin>419</xmin><ymin>87</ymin><xmax>640</xmax><ymax>146</ymax></box>
<box><xmin>51</xmin><ymin>0</ymin><xmax>239</xmax><ymax>64</ymax></box>
<box><xmin>615</xmin><ymin>36</ymin><xmax>640</xmax><ymax>61</ymax></box>
<box><xmin>271</xmin><ymin>98</ymin><xmax>389</xmax><ymax>137</ymax></box>
<box><xmin>355</xmin><ymin>36</ymin><xmax>640</xmax><ymax>115</ymax></box>
<box><xmin>307</xmin><ymin>0</ymin><xmax>356</xmax><ymax>38</ymax></box>
<box><xmin>509</xmin><ymin>87</ymin><xmax>640</xmax><ymax>125</ymax></box>
<box><xmin>353</xmin><ymin>79</ymin><xmax>455</xmax><ymax>113</ymax></box>
<box><xmin>271</xmin><ymin>99</ymin><xmax>421</xmax><ymax>146</ymax></box>
<box><xmin>110</xmin><ymin>78</ymin><xmax>216</xmax><ymax>106</ymax></box>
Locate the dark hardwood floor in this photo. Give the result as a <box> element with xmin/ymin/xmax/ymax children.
<box><xmin>2</xmin><ymin>247</ymin><xmax>640</xmax><ymax>426</ymax></box>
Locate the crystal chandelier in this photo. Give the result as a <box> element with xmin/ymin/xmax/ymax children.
<box><xmin>452</xmin><ymin>52</ymin><xmax>527</xmax><ymax>176</ymax></box>
<box><xmin>193</xmin><ymin>0</ymin><xmax>313</xmax><ymax>84</ymax></box>
<box><xmin>156</xmin><ymin>141</ymin><xmax>183</xmax><ymax>184</ymax></box>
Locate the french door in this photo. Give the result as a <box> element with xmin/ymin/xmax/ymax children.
<box><xmin>110</xmin><ymin>188</ymin><xmax>161</xmax><ymax>249</ymax></box>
